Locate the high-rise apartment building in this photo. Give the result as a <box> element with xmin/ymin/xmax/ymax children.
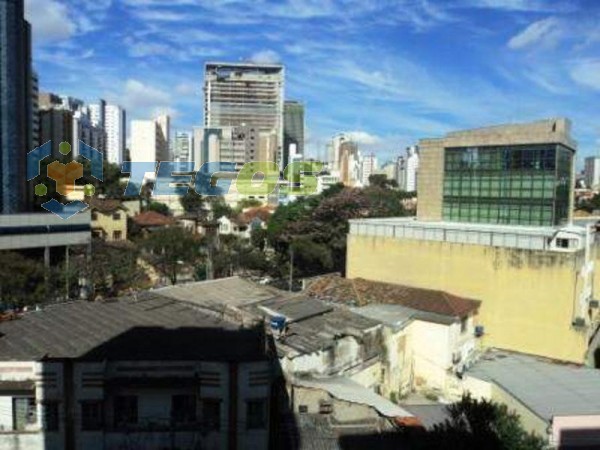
<box><xmin>104</xmin><ymin>104</ymin><xmax>125</xmax><ymax>165</ymax></box>
<box><xmin>0</xmin><ymin>0</ymin><xmax>32</xmax><ymax>213</ymax></box>
<box><xmin>584</xmin><ymin>156</ymin><xmax>600</xmax><ymax>191</ymax></box>
<box><xmin>130</xmin><ymin>115</ymin><xmax>170</xmax><ymax>163</ymax></box>
<box><xmin>419</xmin><ymin>119</ymin><xmax>575</xmax><ymax>226</ymax></box>
<box><xmin>360</xmin><ymin>153</ymin><xmax>378</xmax><ymax>186</ymax></box>
<box><xmin>339</xmin><ymin>140</ymin><xmax>361</xmax><ymax>187</ymax></box>
<box><xmin>195</xmin><ymin>126</ymin><xmax>270</xmax><ymax>168</ymax></box>
<box><xmin>31</xmin><ymin>70</ymin><xmax>39</xmax><ymax>149</ymax></box>
<box><xmin>174</xmin><ymin>131</ymin><xmax>193</xmax><ymax>162</ymax></box>
<box><xmin>204</xmin><ymin>62</ymin><xmax>284</xmax><ymax>163</ymax></box>
<box><xmin>283</xmin><ymin>100</ymin><xmax>304</xmax><ymax>167</ymax></box>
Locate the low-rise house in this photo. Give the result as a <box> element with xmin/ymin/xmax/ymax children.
<box><xmin>0</xmin><ymin>293</ymin><xmax>274</xmax><ymax>450</ymax></box>
<box><xmin>131</xmin><ymin>211</ymin><xmax>174</xmax><ymax>234</ymax></box>
<box><xmin>306</xmin><ymin>274</ymin><xmax>481</xmax><ymax>399</ymax></box>
<box><xmin>89</xmin><ymin>198</ymin><xmax>127</xmax><ymax>241</ymax></box>
<box><xmin>461</xmin><ymin>349</ymin><xmax>600</xmax><ymax>449</ymax></box>
<box><xmin>218</xmin><ymin>216</ymin><xmax>250</xmax><ymax>239</ymax></box>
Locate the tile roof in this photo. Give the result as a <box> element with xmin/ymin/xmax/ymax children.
<box><xmin>89</xmin><ymin>198</ymin><xmax>126</xmax><ymax>214</ymax></box>
<box><xmin>132</xmin><ymin>211</ymin><xmax>174</xmax><ymax>227</ymax></box>
<box><xmin>306</xmin><ymin>275</ymin><xmax>480</xmax><ymax>318</ymax></box>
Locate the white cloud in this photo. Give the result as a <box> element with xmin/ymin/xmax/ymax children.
<box><xmin>508</xmin><ymin>17</ymin><xmax>562</xmax><ymax>49</ymax></box>
<box><xmin>460</xmin><ymin>0</ymin><xmax>574</xmax><ymax>12</ymax></box>
<box><xmin>344</xmin><ymin>131</ymin><xmax>382</xmax><ymax>146</ymax></box>
<box><xmin>122</xmin><ymin>79</ymin><xmax>171</xmax><ymax>111</ymax></box>
<box><xmin>249</xmin><ymin>49</ymin><xmax>281</xmax><ymax>64</ymax></box>
<box><xmin>175</xmin><ymin>82</ymin><xmax>200</xmax><ymax>96</ymax></box>
<box><xmin>25</xmin><ymin>0</ymin><xmax>77</xmax><ymax>44</ymax></box>
<box><xmin>570</xmin><ymin>59</ymin><xmax>600</xmax><ymax>91</ymax></box>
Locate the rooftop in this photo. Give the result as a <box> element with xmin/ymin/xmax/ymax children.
<box><xmin>88</xmin><ymin>198</ymin><xmax>125</xmax><ymax>214</ymax></box>
<box><xmin>0</xmin><ymin>293</ymin><xmax>268</xmax><ymax>362</ymax></box>
<box><xmin>132</xmin><ymin>211</ymin><xmax>174</xmax><ymax>227</ymax></box>
<box><xmin>467</xmin><ymin>349</ymin><xmax>600</xmax><ymax>422</ymax></box>
<box><xmin>306</xmin><ymin>274</ymin><xmax>480</xmax><ymax>319</ymax></box>
<box><xmin>349</xmin><ymin>217</ymin><xmax>589</xmax><ymax>252</ymax></box>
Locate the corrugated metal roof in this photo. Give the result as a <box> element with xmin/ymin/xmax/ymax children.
<box><xmin>294</xmin><ymin>377</ymin><xmax>413</xmax><ymax>418</ymax></box>
<box><xmin>467</xmin><ymin>350</ymin><xmax>600</xmax><ymax>422</ymax></box>
<box><xmin>0</xmin><ymin>292</ymin><xmax>267</xmax><ymax>362</ymax></box>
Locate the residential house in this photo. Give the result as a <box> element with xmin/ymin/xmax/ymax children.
<box><xmin>89</xmin><ymin>198</ymin><xmax>127</xmax><ymax>242</ymax></box>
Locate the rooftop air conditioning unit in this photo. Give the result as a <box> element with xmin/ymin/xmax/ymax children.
<box><xmin>590</xmin><ymin>300</ymin><xmax>599</xmax><ymax>308</ymax></box>
<box><xmin>319</xmin><ymin>401</ymin><xmax>333</xmax><ymax>415</ymax></box>
<box><xmin>572</xmin><ymin>317</ymin><xmax>586</xmax><ymax>328</ymax></box>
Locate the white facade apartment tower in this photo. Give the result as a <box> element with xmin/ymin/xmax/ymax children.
<box><xmin>104</xmin><ymin>104</ymin><xmax>125</xmax><ymax>165</ymax></box>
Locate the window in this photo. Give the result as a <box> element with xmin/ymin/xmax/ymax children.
<box><xmin>246</xmin><ymin>399</ymin><xmax>267</xmax><ymax>430</ymax></box>
<box><xmin>112</xmin><ymin>212</ymin><xmax>121</xmax><ymax>221</ymax></box>
<box><xmin>202</xmin><ymin>399</ymin><xmax>221</xmax><ymax>431</ymax></box>
<box><xmin>42</xmin><ymin>402</ymin><xmax>59</xmax><ymax>431</ymax></box>
<box><xmin>171</xmin><ymin>395</ymin><xmax>196</xmax><ymax>425</ymax></box>
<box><xmin>81</xmin><ymin>400</ymin><xmax>103</xmax><ymax>431</ymax></box>
<box><xmin>556</xmin><ymin>238</ymin><xmax>570</xmax><ymax>249</ymax></box>
<box><xmin>113</xmin><ymin>230</ymin><xmax>122</xmax><ymax>240</ymax></box>
<box><xmin>114</xmin><ymin>396</ymin><xmax>137</xmax><ymax>428</ymax></box>
<box><xmin>13</xmin><ymin>397</ymin><xmax>36</xmax><ymax>431</ymax></box>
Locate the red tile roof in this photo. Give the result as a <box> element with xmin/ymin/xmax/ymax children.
<box><xmin>306</xmin><ymin>274</ymin><xmax>480</xmax><ymax>318</ymax></box>
<box><xmin>132</xmin><ymin>211</ymin><xmax>174</xmax><ymax>227</ymax></box>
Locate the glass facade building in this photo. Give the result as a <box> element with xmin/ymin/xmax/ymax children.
<box><xmin>0</xmin><ymin>0</ymin><xmax>31</xmax><ymax>213</ymax></box>
<box><xmin>442</xmin><ymin>144</ymin><xmax>573</xmax><ymax>226</ymax></box>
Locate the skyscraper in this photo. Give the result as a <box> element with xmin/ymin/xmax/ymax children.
<box><xmin>104</xmin><ymin>104</ymin><xmax>126</xmax><ymax>165</ymax></box>
<box><xmin>89</xmin><ymin>101</ymin><xmax>126</xmax><ymax>165</ymax></box>
<box><xmin>283</xmin><ymin>100</ymin><xmax>304</xmax><ymax>167</ymax></box>
<box><xmin>360</xmin><ymin>153</ymin><xmax>378</xmax><ymax>186</ymax></box>
<box><xmin>130</xmin><ymin>115</ymin><xmax>170</xmax><ymax>163</ymax></box>
<box><xmin>0</xmin><ymin>0</ymin><xmax>32</xmax><ymax>213</ymax></box>
<box><xmin>174</xmin><ymin>131</ymin><xmax>193</xmax><ymax>162</ymax></box>
<box><xmin>204</xmin><ymin>62</ymin><xmax>284</xmax><ymax>164</ymax></box>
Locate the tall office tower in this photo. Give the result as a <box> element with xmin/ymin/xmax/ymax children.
<box><xmin>395</xmin><ymin>155</ymin><xmax>406</xmax><ymax>190</ymax></box>
<box><xmin>204</xmin><ymin>62</ymin><xmax>284</xmax><ymax>164</ymax></box>
<box><xmin>174</xmin><ymin>131</ymin><xmax>193</xmax><ymax>162</ymax></box>
<box><xmin>131</xmin><ymin>115</ymin><xmax>170</xmax><ymax>163</ymax></box>
<box><xmin>155</xmin><ymin>114</ymin><xmax>170</xmax><ymax>160</ymax></box>
<box><xmin>89</xmin><ymin>101</ymin><xmax>126</xmax><ymax>165</ymax></box>
<box><xmin>0</xmin><ymin>0</ymin><xmax>32</xmax><ymax>213</ymax></box>
<box><xmin>360</xmin><ymin>153</ymin><xmax>378</xmax><ymax>186</ymax></box>
<box><xmin>404</xmin><ymin>145</ymin><xmax>419</xmax><ymax>192</ymax></box>
<box><xmin>39</xmin><ymin>109</ymin><xmax>73</xmax><ymax>158</ymax></box>
<box><xmin>104</xmin><ymin>104</ymin><xmax>125</xmax><ymax>165</ymax></box>
<box><xmin>339</xmin><ymin>140</ymin><xmax>360</xmax><ymax>187</ymax></box>
<box><xmin>283</xmin><ymin>100</ymin><xmax>304</xmax><ymax>167</ymax></box>
<box><xmin>329</xmin><ymin>133</ymin><xmax>348</xmax><ymax>173</ymax></box>
<box><xmin>31</xmin><ymin>70</ymin><xmax>39</xmax><ymax>149</ymax></box>
<box><xmin>584</xmin><ymin>156</ymin><xmax>600</xmax><ymax>191</ymax></box>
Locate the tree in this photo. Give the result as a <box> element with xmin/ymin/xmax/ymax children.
<box><xmin>0</xmin><ymin>252</ymin><xmax>47</xmax><ymax>307</ymax></box>
<box><xmin>209</xmin><ymin>196</ymin><xmax>233</xmax><ymax>219</ymax></box>
<box><xmin>236</xmin><ymin>198</ymin><xmax>263</xmax><ymax>211</ymax></box>
<box><xmin>369</xmin><ymin>174</ymin><xmax>398</xmax><ymax>189</ymax></box>
<box><xmin>88</xmin><ymin>240</ymin><xmax>147</xmax><ymax>297</ymax></box>
<box><xmin>425</xmin><ymin>395</ymin><xmax>545</xmax><ymax>450</ymax></box>
<box><xmin>181</xmin><ymin>190</ymin><xmax>205</xmax><ymax>214</ymax></box>
<box><xmin>142</xmin><ymin>227</ymin><xmax>199</xmax><ymax>285</ymax></box>
<box><xmin>146</xmin><ymin>201</ymin><xmax>170</xmax><ymax>216</ymax></box>
<box><xmin>250</xmin><ymin>228</ymin><xmax>268</xmax><ymax>251</ymax></box>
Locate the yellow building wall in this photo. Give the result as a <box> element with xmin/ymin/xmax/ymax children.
<box><xmin>347</xmin><ymin>235</ymin><xmax>589</xmax><ymax>363</ymax></box>
<box><xmin>92</xmin><ymin>211</ymin><xmax>127</xmax><ymax>242</ymax></box>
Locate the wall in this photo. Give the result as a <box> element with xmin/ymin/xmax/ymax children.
<box><xmin>552</xmin><ymin>415</ymin><xmax>600</xmax><ymax>448</ymax></box>
<box><xmin>347</xmin><ymin>234</ymin><xmax>590</xmax><ymax>363</ymax></box>
<box><xmin>92</xmin><ymin>210</ymin><xmax>127</xmax><ymax>241</ymax></box>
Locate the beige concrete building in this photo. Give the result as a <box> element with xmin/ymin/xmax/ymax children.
<box><xmin>346</xmin><ymin>119</ymin><xmax>600</xmax><ymax>365</ymax></box>
<box><xmin>418</xmin><ymin>118</ymin><xmax>575</xmax><ymax>226</ymax></box>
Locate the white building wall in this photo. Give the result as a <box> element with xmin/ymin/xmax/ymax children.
<box><xmin>104</xmin><ymin>104</ymin><xmax>125</xmax><ymax>165</ymax></box>
<box><xmin>131</xmin><ymin>120</ymin><xmax>158</xmax><ymax>163</ymax></box>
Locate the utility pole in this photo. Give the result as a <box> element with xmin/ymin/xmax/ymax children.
<box><xmin>288</xmin><ymin>244</ymin><xmax>294</xmax><ymax>292</ymax></box>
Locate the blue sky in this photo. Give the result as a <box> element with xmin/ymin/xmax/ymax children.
<box><xmin>25</xmin><ymin>0</ymin><xmax>600</xmax><ymax>165</ymax></box>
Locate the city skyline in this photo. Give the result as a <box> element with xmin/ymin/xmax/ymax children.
<box><xmin>25</xmin><ymin>0</ymin><xmax>600</xmax><ymax>165</ymax></box>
